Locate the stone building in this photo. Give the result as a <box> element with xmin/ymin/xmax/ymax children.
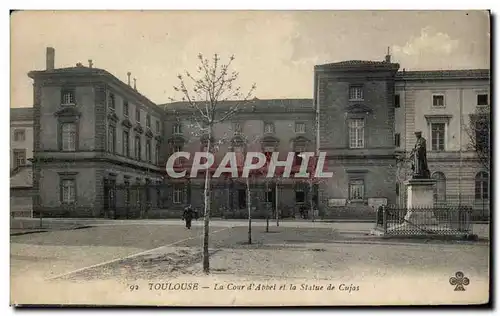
<box><xmin>29</xmin><ymin>48</ymin><xmax>165</xmax><ymax>218</ymax></box>
<box><xmin>26</xmin><ymin>47</ymin><xmax>490</xmax><ymax>219</ymax></box>
<box><xmin>160</xmin><ymin>99</ymin><xmax>317</xmax><ymax>219</ymax></box>
<box><xmin>314</xmin><ymin>56</ymin><xmax>400</xmax><ymax>218</ymax></box>
<box><xmin>394</xmin><ymin>69</ymin><xmax>490</xmax><ymax>218</ymax></box>
<box><xmin>10</xmin><ymin>107</ymin><xmax>34</xmax><ymax>216</ymax></box>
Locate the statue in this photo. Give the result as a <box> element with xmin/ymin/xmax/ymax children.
<box><xmin>409</xmin><ymin>131</ymin><xmax>431</xmax><ymax>179</ymax></box>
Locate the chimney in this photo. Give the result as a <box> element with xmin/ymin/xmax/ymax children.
<box><xmin>385</xmin><ymin>46</ymin><xmax>391</xmax><ymax>63</ymax></box>
<box><xmin>46</xmin><ymin>47</ymin><xmax>55</xmax><ymax>70</ymax></box>
<box><xmin>88</xmin><ymin>59</ymin><xmax>93</xmax><ymax>68</ymax></box>
<box><xmin>127</xmin><ymin>72</ymin><xmax>131</xmax><ymax>86</ymax></box>
<box><xmin>133</xmin><ymin>78</ymin><xmax>137</xmax><ymax>90</ymax></box>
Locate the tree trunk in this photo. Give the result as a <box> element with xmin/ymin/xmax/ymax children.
<box><xmin>265</xmin><ymin>180</ymin><xmax>269</xmax><ymax>232</ymax></box>
<box><xmin>246</xmin><ymin>176</ymin><xmax>252</xmax><ymax>244</ymax></box>
<box><xmin>202</xmin><ymin>130</ymin><xmax>212</xmax><ymax>274</ymax></box>
<box><xmin>309</xmin><ymin>181</ymin><xmax>315</xmax><ymax>222</ymax></box>
<box><xmin>275</xmin><ymin>181</ymin><xmax>279</xmax><ymax>227</ymax></box>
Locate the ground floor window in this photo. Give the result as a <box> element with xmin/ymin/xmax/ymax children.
<box><xmin>295</xmin><ymin>188</ymin><xmax>305</xmax><ymax>203</ymax></box>
<box><xmin>238</xmin><ymin>189</ymin><xmax>247</xmax><ymax>209</ymax></box>
<box><xmin>61</xmin><ymin>179</ymin><xmax>76</xmax><ymax>203</ymax></box>
<box><xmin>349</xmin><ymin>179</ymin><xmax>364</xmax><ymax>200</ymax></box>
<box><xmin>173</xmin><ymin>184</ymin><xmax>184</xmax><ymax>204</ymax></box>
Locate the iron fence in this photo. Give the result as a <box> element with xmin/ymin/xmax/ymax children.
<box><xmin>375</xmin><ymin>206</ymin><xmax>473</xmax><ymax>236</ymax></box>
<box><xmin>397</xmin><ymin>194</ymin><xmax>490</xmax><ymax>221</ymax></box>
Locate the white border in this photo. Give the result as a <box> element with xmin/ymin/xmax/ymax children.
<box><xmin>3</xmin><ymin>2</ymin><xmax>497</xmax><ymax>315</ymax></box>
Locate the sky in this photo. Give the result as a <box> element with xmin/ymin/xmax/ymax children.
<box><xmin>10</xmin><ymin>10</ymin><xmax>490</xmax><ymax>108</ymax></box>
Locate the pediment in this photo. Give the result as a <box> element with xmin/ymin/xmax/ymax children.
<box><xmin>345</xmin><ymin>103</ymin><xmax>373</xmax><ymax>114</ymax></box>
<box><xmin>134</xmin><ymin>123</ymin><xmax>144</xmax><ymax>134</ymax></box>
<box><xmin>231</xmin><ymin>134</ymin><xmax>247</xmax><ymax>144</ymax></box>
<box><xmin>290</xmin><ymin>135</ymin><xmax>310</xmax><ymax>144</ymax></box>
<box><xmin>54</xmin><ymin>106</ymin><xmax>81</xmax><ymax>118</ymax></box>
<box><xmin>167</xmin><ymin>134</ymin><xmax>187</xmax><ymax>144</ymax></box>
<box><xmin>121</xmin><ymin>118</ymin><xmax>133</xmax><ymax>128</ymax></box>
<box><xmin>107</xmin><ymin>112</ymin><xmax>119</xmax><ymax>123</ymax></box>
<box><xmin>260</xmin><ymin>135</ymin><xmax>280</xmax><ymax>144</ymax></box>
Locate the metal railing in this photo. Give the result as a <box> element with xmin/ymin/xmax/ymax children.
<box><xmin>375</xmin><ymin>206</ymin><xmax>473</xmax><ymax>236</ymax></box>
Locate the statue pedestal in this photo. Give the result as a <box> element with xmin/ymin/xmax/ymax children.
<box><xmin>404</xmin><ymin>178</ymin><xmax>438</xmax><ymax>225</ymax></box>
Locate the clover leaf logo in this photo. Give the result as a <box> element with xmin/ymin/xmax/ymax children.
<box><xmin>449</xmin><ymin>271</ymin><xmax>470</xmax><ymax>291</ymax></box>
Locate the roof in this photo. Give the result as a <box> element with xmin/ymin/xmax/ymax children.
<box><xmin>396</xmin><ymin>69</ymin><xmax>490</xmax><ymax>81</ymax></box>
<box><xmin>10</xmin><ymin>107</ymin><xmax>34</xmax><ymax>121</ymax></box>
<box><xmin>28</xmin><ymin>66</ymin><xmax>163</xmax><ymax>114</ymax></box>
<box><xmin>161</xmin><ymin>98</ymin><xmax>314</xmax><ymax>113</ymax></box>
<box><xmin>10</xmin><ymin>165</ymin><xmax>33</xmax><ymax>188</ymax></box>
<box><xmin>315</xmin><ymin>60</ymin><xmax>400</xmax><ymax>71</ymax></box>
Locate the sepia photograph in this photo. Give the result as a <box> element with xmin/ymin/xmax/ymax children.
<box><xmin>8</xmin><ymin>9</ymin><xmax>491</xmax><ymax>307</ymax></box>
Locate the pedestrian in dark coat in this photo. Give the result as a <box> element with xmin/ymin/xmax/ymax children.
<box><xmin>182</xmin><ymin>204</ymin><xmax>194</xmax><ymax>229</ymax></box>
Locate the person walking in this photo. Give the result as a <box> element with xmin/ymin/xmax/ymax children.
<box><xmin>182</xmin><ymin>204</ymin><xmax>194</xmax><ymax>229</ymax></box>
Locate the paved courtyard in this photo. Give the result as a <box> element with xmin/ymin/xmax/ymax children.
<box><xmin>10</xmin><ymin>221</ymin><xmax>490</xmax><ymax>306</ymax></box>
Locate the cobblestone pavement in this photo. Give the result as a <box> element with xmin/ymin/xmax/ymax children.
<box><xmin>11</xmin><ymin>224</ymin><xmax>490</xmax><ymax>305</ymax></box>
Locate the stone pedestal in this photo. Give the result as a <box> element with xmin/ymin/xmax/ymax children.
<box><xmin>403</xmin><ymin>178</ymin><xmax>438</xmax><ymax>225</ymax></box>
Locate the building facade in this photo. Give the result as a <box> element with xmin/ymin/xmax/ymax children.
<box><xmin>10</xmin><ymin>108</ymin><xmax>35</xmax><ymax>216</ymax></box>
<box><xmin>23</xmin><ymin>47</ymin><xmax>490</xmax><ymax>219</ymax></box>
<box><xmin>29</xmin><ymin>48</ymin><xmax>166</xmax><ymax>218</ymax></box>
<box><xmin>314</xmin><ymin>57</ymin><xmax>400</xmax><ymax>218</ymax></box>
<box><xmin>394</xmin><ymin>69</ymin><xmax>490</xmax><ymax>218</ymax></box>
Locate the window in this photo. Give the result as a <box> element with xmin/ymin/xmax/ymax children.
<box><xmin>475</xmin><ymin>172</ymin><xmax>489</xmax><ymax>200</ymax></box>
<box><xmin>123</xmin><ymin>130</ymin><xmax>130</xmax><ymax>157</ymax></box>
<box><xmin>135</xmin><ymin>136</ymin><xmax>141</xmax><ymax>160</ymax></box>
<box><xmin>13</xmin><ymin>129</ymin><xmax>25</xmax><ymax>142</ymax></box>
<box><xmin>349</xmin><ymin>86</ymin><xmax>364</xmax><ymax>101</ymax></box>
<box><xmin>173</xmin><ymin>123</ymin><xmax>182</xmax><ymax>134</ymax></box>
<box><xmin>155</xmin><ymin>144</ymin><xmax>160</xmax><ymax>165</ymax></box>
<box><xmin>295</xmin><ymin>188</ymin><xmax>305</xmax><ymax>203</ymax></box>
<box><xmin>349</xmin><ymin>119</ymin><xmax>365</xmax><ymax>148</ymax></box>
<box><xmin>238</xmin><ymin>189</ymin><xmax>247</xmax><ymax>209</ymax></box>
<box><xmin>146</xmin><ymin>115</ymin><xmax>151</xmax><ymax>128</ymax></box>
<box><xmin>146</xmin><ymin>140</ymin><xmax>152</xmax><ymax>162</ymax></box>
<box><xmin>173</xmin><ymin>144</ymin><xmax>183</xmax><ymax>153</ymax></box>
<box><xmin>349</xmin><ymin>179</ymin><xmax>364</xmax><ymax>200</ymax></box>
<box><xmin>394</xmin><ymin>94</ymin><xmax>400</xmax><ymax>108</ymax></box>
<box><xmin>108</xmin><ymin>126</ymin><xmax>116</xmax><ymax>153</ymax></box>
<box><xmin>124</xmin><ymin>179</ymin><xmax>130</xmax><ymax>206</ymax></box>
<box><xmin>13</xmin><ymin>149</ymin><xmax>26</xmax><ymax>169</ymax></box>
<box><xmin>123</xmin><ymin>100</ymin><xmax>129</xmax><ymax>117</ymax></box>
<box><xmin>295</xmin><ymin>122</ymin><xmax>305</xmax><ymax>134</ymax></box>
<box><xmin>394</xmin><ymin>133</ymin><xmax>401</xmax><ymax>147</ymax></box>
<box><xmin>61</xmin><ymin>88</ymin><xmax>76</xmax><ymax>105</ymax></box>
<box><xmin>477</xmin><ymin>94</ymin><xmax>489</xmax><ymax>106</ymax></box>
<box><xmin>108</xmin><ymin>93</ymin><xmax>115</xmax><ymax>111</ymax></box>
<box><xmin>432</xmin><ymin>94</ymin><xmax>445</xmax><ymax>107</ymax></box>
<box><xmin>136</xmin><ymin>108</ymin><xmax>141</xmax><ymax>123</ymax></box>
<box><xmin>233</xmin><ymin>122</ymin><xmax>242</xmax><ymax>133</ymax></box>
<box><xmin>156</xmin><ymin>120</ymin><xmax>160</xmax><ymax>133</ymax></box>
<box><xmin>61</xmin><ymin>179</ymin><xmax>76</xmax><ymax>203</ymax></box>
<box><xmin>266</xmin><ymin>188</ymin><xmax>274</xmax><ymax>203</ymax></box>
<box><xmin>173</xmin><ymin>185</ymin><xmax>183</xmax><ymax>204</ymax></box>
<box><xmin>432</xmin><ymin>172</ymin><xmax>446</xmax><ymax>204</ymax></box>
<box><xmin>61</xmin><ymin>123</ymin><xmax>77</xmax><ymax>151</ymax></box>
<box><xmin>264</xmin><ymin>122</ymin><xmax>274</xmax><ymax>134</ymax></box>
<box><xmin>431</xmin><ymin>123</ymin><xmax>445</xmax><ymax>151</ymax></box>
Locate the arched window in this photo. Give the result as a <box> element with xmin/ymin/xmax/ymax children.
<box><xmin>475</xmin><ymin>172</ymin><xmax>489</xmax><ymax>200</ymax></box>
<box><xmin>432</xmin><ymin>172</ymin><xmax>446</xmax><ymax>204</ymax></box>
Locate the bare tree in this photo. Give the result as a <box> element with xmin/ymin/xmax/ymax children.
<box><xmin>171</xmin><ymin>53</ymin><xmax>256</xmax><ymax>274</ymax></box>
<box><xmin>465</xmin><ymin>105</ymin><xmax>491</xmax><ymax>172</ymax></box>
